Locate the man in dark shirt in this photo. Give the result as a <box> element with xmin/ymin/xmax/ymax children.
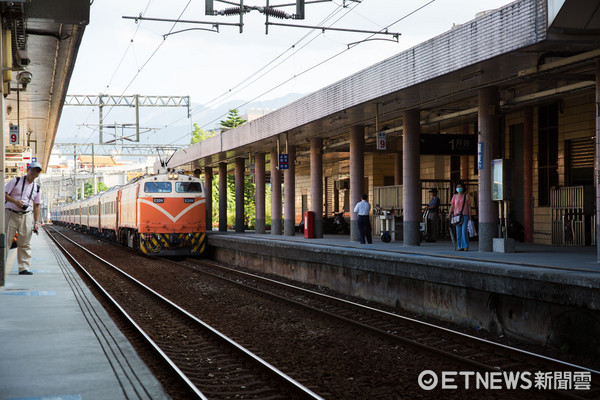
<box><xmin>424</xmin><ymin>188</ymin><xmax>440</xmax><ymax>242</ymax></box>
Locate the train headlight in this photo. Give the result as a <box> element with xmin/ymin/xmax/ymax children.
<box><xmin>168</xmin><ymin>173</ymin><xmax>179</xmax><ymax>180</ymax></box>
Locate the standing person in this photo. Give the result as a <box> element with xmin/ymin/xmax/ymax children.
<box><xmin>5</xmin><ymin>162</ymin><xmax>43</xmax><ymax>275</ymax></box>
<box><xmin>423</xmin><ymin>188</ymin><xmax>440</xmax><ymax>242</ymax></box>
<box><xmin>353</xmin><ymin>193</ymin><xmax>372</xmax><ymax>244</ymax></box>
<box><xmin>448</xmin><ymin>182</ymin><xmax>471</xmax><ymax>251</ymax></box>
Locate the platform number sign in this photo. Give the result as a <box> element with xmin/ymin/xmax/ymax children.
<box><xmin>377</xmin><ymin>131</ymin><xmax>386</xmax><ymax>150</ymax></box>
<box><xmin>279</xmin><ymin>154</ymin><xmax>289</xmax><ymax>170</ymax></box>
<box><xmin>9</xmin><ymin>125</ymin><xmax>18</xmax><ymax>145</ymax></box>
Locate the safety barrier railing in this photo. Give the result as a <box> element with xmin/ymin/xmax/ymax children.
<box><xmin>550</xmin><ymin>186</ymin><xmax>593</xmax><ymax>246</ymax></box>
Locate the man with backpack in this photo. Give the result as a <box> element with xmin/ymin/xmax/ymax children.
<box><xmin>5</xmin><ymin>162</ymin><xmax>42</xmax><ymax>275</ymax></box>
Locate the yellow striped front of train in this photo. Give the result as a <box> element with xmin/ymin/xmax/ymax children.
<box><xmin>138</xmin><ymin>195</ymin><xmax>207</xmax><ymax>256</ymax></box>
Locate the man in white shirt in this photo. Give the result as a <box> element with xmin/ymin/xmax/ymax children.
<box><xmin>353</xmin><ymin>194</ymin><xmax>372</xmax><ymax>244</ymax></box>
<box><xmin>5</xmin><ymin>162</ymin><xmax>43</xmax><ymax>275</ymax></box>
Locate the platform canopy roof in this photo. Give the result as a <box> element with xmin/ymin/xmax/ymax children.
<box><xmin>2</xmin><ymin>1</ymin><xmax>89</xmax><ymax>172</ymax></box>
<box><xmin>165</xmin><ymin>0</ymin><xmax>600</xmax><ymax>172</ymax></box>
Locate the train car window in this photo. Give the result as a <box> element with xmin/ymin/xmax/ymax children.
<box><xmin>176</xmin><ymin>182</ymin><xmax>203</xmax><ymax>193</ymax></box>
<box><xmin>144</xmin><ymin>182</ymin><xmax>172</xmax><ymax>193</ymax></box>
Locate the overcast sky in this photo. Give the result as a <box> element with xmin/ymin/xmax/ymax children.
<box><xmin>59</xmin><ymin>0</ymin><xmax>514</xmax><ymax>147</ymax></box>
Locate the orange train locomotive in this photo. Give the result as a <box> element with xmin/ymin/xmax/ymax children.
<box><xmin>51</xmin><ymin>171</ymin><xmax>207</xmax><ymax>256</ymax></box>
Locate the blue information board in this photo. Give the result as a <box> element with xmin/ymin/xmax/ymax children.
<box><xmin>279</xmin><ymin>154</ymin><xmax>289</xmax><ymax>170</ymax></box>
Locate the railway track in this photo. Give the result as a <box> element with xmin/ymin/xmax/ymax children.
<box><xmin>48</xmin><ymin>225</ymin><xmax>600</xmax><ymax>399</ymax></box>
<box><xmin>175</xmin><ymin>257</ymin><xmax>600</xmax><ymax>399</ymax></box>
<box><xmin>47</xmin><ymin>227</ymin><xmax>323</xmax><ymax>400</ymax></box>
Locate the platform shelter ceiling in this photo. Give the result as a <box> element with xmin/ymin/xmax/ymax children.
<box><xmin>2</xmin><ymin>1</ymin><xmax>88</xmax><ymax>171</ymax></box>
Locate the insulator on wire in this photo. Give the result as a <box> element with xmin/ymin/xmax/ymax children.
<box><xmin>219</xmin><ymin>7</ymin><xmax>242</xmax><ymax>16</ymax></box>
<box><xmin>262</xmin><ymin>7</ymin><xmax>290</xmax><ymax>19</ymax></box>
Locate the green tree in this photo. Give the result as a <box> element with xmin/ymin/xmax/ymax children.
<box><xmin>83</xmin><ymin>180</ymin><xmax>109</xmax><ymax>197</ymax></box>
<box><xmin>220</xmin><ymin>108</ymin><xmax>246</xmax><ymax>130</ymax></box>
<box><xmin>191</xmin><ymin>123</ymin><xmax>215</xmax><ymax>144</ymax></box>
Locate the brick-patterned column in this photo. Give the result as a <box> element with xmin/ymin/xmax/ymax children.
<box><xmin>478</xmin><ymin>87</ymin><xmax>500</xmax><ymax>252</ymax></box>
<box><xmin>255</xmin><ymin>153</ymin><xmax>266</xmax><ymax>234</ymax></box>
<box><xmin>270</xmin><ymin>150</ymin><xmax>282</xmax><ymax>235</ymax></box>
<box><xmin>350</xmin><ymin>125</ymin><xmax>364</xmax><ymax>242</ymax></box>
<box><xmin>403</xmin><ymin>109</ymin><xmax>421</xmax><ymax>246</ymax></box>
<box><xmin>310</xmin><ymin>138</ymin><xmax>324</xmax><ymax>238</ymax></box>
<box><xmin>218</xmin><ymin>162</ymin><xmax>227</xmax><ymax>232</ymax></box>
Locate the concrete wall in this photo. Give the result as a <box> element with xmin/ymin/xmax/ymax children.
<box><xmin>207</xmin><ymin>234</ymin><xmax>600</xmax><ymax>356</ymax></box>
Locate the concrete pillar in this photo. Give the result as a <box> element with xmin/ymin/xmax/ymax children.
<box><xmin>284</xmin><ymin>145</ymin><xmax>296</xmax><ymax>236</ymax></box>
<box><xmin>350</xmin><ymin>125</ymin><xmax>364</xmax><ymax>242</ymax></box>
<box><xmin>478</xmin><ymin>86</ymin><xmax>500</xmax><ymax>252</ymax></box>
<box><xmin>394</xmin><ymin>153</ymin><xmax>402</xmax><ymax>186</ymax></box>
<box><xmin>403</xmin><ymin>109</ymin><xmax>421</xmax><ymax>246</ymax></box>
<box><xmin>255</xmin><ymin>153</ymin><xmax>266</xmax><ymax>234</ymax></box>
<box><xmin>523</xmin><ymin>108</ymin><xmax>534</xmax><ymax>243</ymax></box>
<box><xmin>218</xmin><ymin>162</ymin><xmax>227</xmax><ymax>232</ymax></box>
<box><xmin>310</xmin><ymin>138</ymin><xmax>324</xmax><ymax>238</ymax></box>
<box><xmin>270</xmin><ymin>150</ymin><xmax>282</xmax><ymax>235</ymax></box>
<box><xmin>234</xmin><ymin>157</ymin><xmax>245</xmax><ymax>233</ymax></box>
<box><xmin>204</xmin><ymin>166</ymin><xmax>213</xmax><ymax>231</ymax></box>
<box><xmin>596</xmin><ymin>60</ymin><xmax>600</xmax><ymax>261</ymax></box>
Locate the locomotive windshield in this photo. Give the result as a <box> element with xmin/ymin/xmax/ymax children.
<box><xmin>176</xmin><ymin>182</ymin><xmax>202</xmax><ymax>193</ymax></box>
<box><xmin>144</xmin><ymin>182</ymin><xmax>172</xmax><ymax>193</ymax></box>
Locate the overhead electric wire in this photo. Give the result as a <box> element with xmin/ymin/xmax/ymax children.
<box><xmin>79</xmin><ymin>0</ymin><xmax>153</xmax><ymax>146</ymax></box>
<box><xmin>167</xmin><ymin>0</ymin><xmax>438</xmax><ymax>145</ymax></box>
<box><xmin>184</xmin><ymin>3</ymin><xmax>348</xmax><ymax>118</ymax></box>
<box><xmin>82</xmin><ymin>0</ymin><xmax>193</xmax><ymax>146</ymax></box>
<box><xmin>163</xmin><ymin>1</ymin><xmax>361</xmax><ymax>144</ymax></box>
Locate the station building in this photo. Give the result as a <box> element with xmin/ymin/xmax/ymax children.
<box><xmin>166</xmin><ymin>0</ymin><xmax>600</xmax><ymax>256</ymax></box>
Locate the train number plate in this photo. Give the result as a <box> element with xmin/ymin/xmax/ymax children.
<box><xmin>184</xmin><ymin>198</ymin><xmax>194</xmax><ymax>203</ymax></box>
<box><xmin>153</xmin><ymin>198</ymin><xmax>164</xmax><ymax>203</ymax></box>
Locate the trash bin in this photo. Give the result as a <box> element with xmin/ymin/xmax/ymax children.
<box><xmin>304</xmin><ymin>211</ymin><xmax>314</xmax><ymax>239</ymax></box>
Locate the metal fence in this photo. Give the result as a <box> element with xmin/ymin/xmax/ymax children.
<box><xmin>551</xmin><ymin>186</ymin><xmax>594</xmax><ymax>246</ymax></box>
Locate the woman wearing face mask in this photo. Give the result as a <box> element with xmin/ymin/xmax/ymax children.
<box><xmin>448</xmin><ymin>182</ymin><xmax>471</xmax><ymax>251</ymax></box>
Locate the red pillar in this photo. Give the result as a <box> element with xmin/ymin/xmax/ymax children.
<box><xmin>255</xmin><ymin>153</ymin><xmax>266</xmax><ymax>234</ymax></box>
<box><xmin>270</xmin><ymin>150</ymin><xmax>282</xmax><ymax>235</ymax></box>
<box><xmin>284</xmin><ymin>145</ymin><xmax>296</xmax><ymax>236</ymax></box>
<box><xmin>478</xmin><ymin>87</ymin><xmax>500</xmax><ymax>252</ymax></box>
<box><xmin>234</xmin><ymin>157</ymin><xmax>245</xmax><ymax>233</ymax></box>
<box><xmin>350</xmin><ymin>125</ymin><xmax>364</xmax><ymax>242</ymax></box>
<box><xmin>204</xmin><ymin>166</ymin><xmax>213</xmax><ymax>232</ymax></box>
<box><xmin>218</xmin><ymin>162</ymin><xmax>227</xmax><ymax>232</ymax></box>
<box><xmin>310</xmin><ymin>138</ymin><xmax>324</xmax><ymax>238</ymax></box>
<box><xmin>403</xmin><ymin>109</ymin><xmax>421</xmax><ymax>246</ymax></box>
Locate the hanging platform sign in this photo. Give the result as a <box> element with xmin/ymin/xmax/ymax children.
<box><xmin>9</xmin><ymin>125</ymin><xmax>18</xmax><ymax>145</ymax></box>
<box><xmin>376</xmin><ymin>131</ymin><xmax>387</xmax><ymax>150</ymax></box>
<box><xmin>419</xmin><ymin>134</ymin><xmax>476</xmax><ymax>155</ymax></box>
<box><xmin>278</xmin><ymin>154</ymin><xmax>289</xmax><ymax>170</ymax></box>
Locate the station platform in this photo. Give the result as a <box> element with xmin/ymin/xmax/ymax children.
<box><xmin>0</xmin><ymin>231</ymin><xmax>170</xmax><ymax>400</ymax></box>
<box><xmin>214</xmin><ymin>231</ymin><xmax>600</xmax><ymax>272</ymax></box>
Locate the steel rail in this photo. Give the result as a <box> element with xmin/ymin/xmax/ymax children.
<box><xmin>47</xmin><ymin>227</ymin><xmax>324</xmax><ymax>400</ymax></box>
<box><xmin>180</xmin><ymin>259</ymin><xmax>600</xmax><ymax>399</ymax></box>
<box><xmin>190</xmin><ymin>259</ymin><xmax>600</xmax><ymax>376</ymax></box>
<box><xmin>46</xmin><ymin>228</ymin><xmax>208</xmax><ymax>400</ymax></box>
